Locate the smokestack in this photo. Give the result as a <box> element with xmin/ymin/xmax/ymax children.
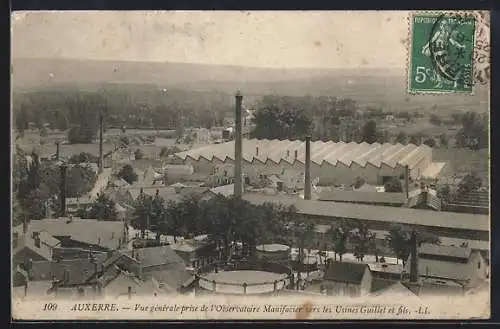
<box><xmin>13</xmin><ymin>232</ymin><xmax>19</xmax><ymax>249</ymax></box>
<box><xmin>404</xmin><ymin>165</ymin><xmax>410</xmax><ymax>199</ymax></box>
<box><xmin>304</xmin><ymin>136</ymin><xmax>312</xmax><ymax>200</ymax></box>
<box><xmin>234</xmin><ymin>91</ymin><xmax>243</xmax><ymax>198</ymax></box>
<box><xmin>55</xmin><ymin>142</ymin><xmax>60</xmax><ymax>161</ymax></box>
<box><xmin>409</xmin><ymin>230</ymin><xmax>419</xmax><ymax>283</ymax></box>
<box><xmin>98</xmin><ymin>113</ymin><xmax>104</xmax><ymax>174</ymax></box>
<box><xmin>59</xmin><ymin>164</ymin><xmax>68</xmax><ymax>217</ymax></box>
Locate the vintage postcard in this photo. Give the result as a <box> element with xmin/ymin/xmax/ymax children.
<box><xmin>11</xmin><ymin>10</ymin><xmax>490</xmax><ymax>320</ymax></box>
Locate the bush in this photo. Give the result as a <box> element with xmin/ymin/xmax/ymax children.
<box><xmin>134</xmin><ymin>148</ymin><xmax>144</xmax><ymax>160</ymax></box>
<box><xmin>384</xmin><ymin>178</ymin><xmax>403</xmax><ymax>193</ymax></box>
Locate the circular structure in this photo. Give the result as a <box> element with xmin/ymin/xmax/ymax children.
<box><xmin>256</xmin><ymin>244</ymin><xmax>291</xmax><ymax>261</ymax></box>
<box><xmin>198</xmin><ymin>261</ymin><xmax>292</xmax><ymax>295</ymax></box>
<box><xmin>256</xmin><ymin>244</ymin><xmax>290</xmax><ymax>252</ymax></box>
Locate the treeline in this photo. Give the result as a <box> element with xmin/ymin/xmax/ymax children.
<box><xmin>12</xmin><ymin>87</ymin><xmax>234</xmax><ymax>143</ymax></box>
<box><xmin>251</xmin><ymin>95</ymin><xmax>488</xmax><ymax>149</ymax></box>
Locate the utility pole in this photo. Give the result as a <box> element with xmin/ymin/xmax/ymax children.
<box><xmin>98</xmin><ymin>112</ymin><xmax>104</xmax><ymax>174</ymax></box>
<box><xmin>234</xmin><ymin>91</ymin><xmax>243</xmax><ymax>198</ymax></box>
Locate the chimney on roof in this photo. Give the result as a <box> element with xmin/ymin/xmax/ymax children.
<box><xmin>255</xmin><ymin>146</ymin><xmax>259</xmax><ymax>156</ymax></box>
<box><xmin>156</xmin><ymin>189</ymin><xmax>159</xmax><ymax>197</ymax></box>
<box><xmin>64</xmin><ymin>268</ymin><xmax>70</xmax><ymax>284</ymax></box>
<box><xmin>294</xmin><ymin>150</ymin><xmax>298</xmax><ymax>160</ymax></box>
<box><xmin>404</xmin><ymin>165</ymin><xmax>410</xmax><ymax>199</ymax></box>
<box><xmin>55</xmin><ymin>141</ymin><xmax>60</xmax><ymax>161</ymax></box>
<box><xmin>59</xmin><ymin>164</ymin><xmax>68</xmax><ymax>217</ymax></box>
<box><xmin>304</xmin><ymin>136</ymin><xmax>312</xmax><ymax>200</ymax></box>
<box><xmin>98</xmin><ymin>113</ymin><xmax>104</xmax><ymax>174</ymax></box>
<box><xmin>13</xmin><ymin>232</ymin><xmax>19</xmax><ymax>249</ymax></box>
<box><xmin>409</xmin><ymin>230</ymin><xmax>419</xmax><ymax>283</ymax></box>
<box><xmin>34</xmin><ymin>232</ymin><xmax>41</xmax><ymax>248</ymax></box>
<box><xmin>234</xmin><ymin>91</ymin><xmax>243</xmax><ymax>198</ymax></box>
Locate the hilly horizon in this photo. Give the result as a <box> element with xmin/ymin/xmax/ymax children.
<box><xmin>11</xmin><ymin>57</ymin><xmax>488</xmax><ymax>114</ymax></box>
<box><xmin>11</xmin><ymin>57</ymin><xmax>405</xmax><ymax>90</ymax></box>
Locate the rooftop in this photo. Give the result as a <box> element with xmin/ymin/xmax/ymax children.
<box><xmin>318</xmin><ymin>189</ymin><xmax>407</xmax><ymax>205</ymax></box>
<box><xmin>174</xmin><ymin>139</ymin><xmax>431</xmax><ymax>169</ymax></box>
<box><xmin>419</xmin><ymin>243</ymin><xmax>472</xmax><ymax>260</ymax></box>
<box><xmin>124</xmin><ymin>245</ymin><xmax>187</xmax><ymax>268</ymax></box>
<box><xmin>324</xmin><ymin>261</ymin><xmax>368</xmax><ymax>284</ymax></box>
<box><xmin>13</xmin><ymin>218</ymin><xmax>125</xmax><ymax>250</ymax></box>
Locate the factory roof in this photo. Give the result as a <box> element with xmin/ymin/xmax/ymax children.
<box><xmin>293</xmin><ymin>199</ymin><xmax>489</xmax><ymax>232</ymax></box>
<box><xmin>174</xmin><ymin>139</ymin><xmax>431</xmax><ymax>169</ymax></box>
<box><xmin>240</xmin><ymin>194</ymin><xmax>489</xmax><ymax>232</ymax></box>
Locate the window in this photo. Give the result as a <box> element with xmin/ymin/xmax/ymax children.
<box><xmin>478</xmin><ymin>261</ymin><xmax>481</xmax><ymax>269</ymax></box>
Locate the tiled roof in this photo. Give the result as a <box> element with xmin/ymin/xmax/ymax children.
<box><xmin>17</xmin><ymin>218</ymin><xmax>125</xmax><ymax>250</ymax></box>
<box><xmin>370</xmin><ymin>281</ymin><xmax>418</xmax><ymax>297</ymax></box>
<box><xmin>319</xmin><ymin>190</ymin><xmax>407</xmax><ymax>205</ymax></box>
<box><xmin>419</xmin><ymin>243</ymin><xmax>472</xmax><ymax>260</ymax></box>
<box><xmin>408</xmin><ymin>192</ymin><xmax>442</xmax><ymax>211</ymax></box>
<box><xmin>290</xmin><ymin>199</ymin><xmax>488</xmax><ymax>232</ymax></box>
<box><xmin>124</xmin><ymin>246</ymin><xmax>187</xmax><ymax>268</ymax></box>
<box><xmin>30</xmin><ymin>259</ymin><xmax>98</xmax><ymax>284</ymax></box>
<box><xmin>324</xmin><ymin>261</ymin><xmax>368</xmax><ymax>284</ymax></box>
<box><xmin>175</xmin><ymin>139</ymin><xmax>431</xmax><ymax>169</ymax></box>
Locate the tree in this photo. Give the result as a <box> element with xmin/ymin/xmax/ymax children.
<box><xmin>385</xmin><ymin>225</ymin><xmax>411</xmax><ymax>266</ymax></box>
<box><xmin>117</xmin><ymin>165</ymin><xmax>138</xmax><ymax>184</ymax></box>
<box><xmin>134</xmin><ymin>148</ymin><xmax>144</xmax><ymax>160</ymax></box>
<box><xmin>87</xmin><ymin>193</ymin><xmax>118</xmax><ymax>220</ymax></box>
<box><xmin>409</xmin><ymin>133</ymin><xmax>423</xmax><ymax>145</ymax></box>
<box><xmin>66</xmin><ymin>93</ymin><xmax>107</xmax><ymax>144</ymax></box>
<box><xmin>384</xmin><ymin>177</ymin><xmax>403</xmax><ymax>193</ymax></box>
<box><xmin>353</xmin><ymin>176</ymin><xmax>365</xmax><ymax>189</ymax></box>
<box><xmin>386</xmin><ymin>225</ymin><xmax>440</xmax><ymax>266</ymax></box>
<box><xmin>328</xmin><ymin>221</ymin><xmax>351</xmax><ymax>262</ymax></box>
<box><xmin>458</xmin><ymin>173</ymin><xmax>482</xmax><ymax>194</ymax></box>
<box><xmin>351</xmin><ymin>222</ymin><xmax>377</xmax><ymax>262</ymax></box>
<box><xmin>455</xmin><ymin>111</ymin><xmax>488</xmax><ymax>150</ymax></box>
<box><xmin>68</xmin><ymin>152</ymin><xmax>98</xmax><ymax>164</ymax></box>
<box><xmin>250</xmin><ymin>106</ymin><xmax>312</xmax><ymax>140</ymax></box>
<box><xmin>395</xmin><ymin>131</ymin><xmax>408</xmax><ymax>144</ymax></box>
<box><xmin>439</xmin><ymin>134</ymin><xmax>449</xmax><ymax>148</ymax></box>
<box><xmin>131</xmin><ymin>192</ymin><xmax>154</xmax><ymax>238</ymax></box>
<box><xmin>429</xmin><ymin>114</ymin><xmax>442</xmax><ymax>126</ymax></box>
<box><xmin>423</xmin><ymin>138</ymin><xmax>436</xmax><ymax>148</ymax></box>
<box><xmin>361</xmin><ymin>120</ymin><xmax>378</xmax><ymax>144</ymax></box>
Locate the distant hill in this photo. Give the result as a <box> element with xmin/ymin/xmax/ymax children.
<box><xmin>11</xmin><ymin>57</ymin><xmax>403</xmax><ymax>89</ymax></box>
<box><xmin>11</xmin><ymin>57</ymin><xmax>489</xmax><ymax>113</ymax></box>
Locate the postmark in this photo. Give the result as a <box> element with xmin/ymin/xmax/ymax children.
<box><xmin>408</xmin><ymin>12</ymin><xmax>476</xmax><ymax>94</ymax></box>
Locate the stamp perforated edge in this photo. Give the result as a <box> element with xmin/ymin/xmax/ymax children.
<box><xmin>406</xmin><ymin>10</ymin><xmax>477</xmax><ymax>96</ymax></box>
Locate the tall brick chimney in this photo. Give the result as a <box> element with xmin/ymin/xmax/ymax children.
<box><xmin>404</xmin><ymin>165</ymin><xmax>410</xmax><ymax>199</ymax></box>
<box><xmin>406</xmin><ymin>230</ymin><xmax>422</xmax><ymax>295</ymax></box>
<box><xmin>59</xmin><ymin>164</ymin><xmax>68</xmax><ymax>217</ymax></box>
<box><xmin>304</xmin><ymin>136</ymin><xmax>312</xmax><ymax>200</ymax></box>
<box><xmin>55</xmin><ymin>141</ymin><xmax>60</xmax><ymax>161</ymax></box>
<box><xmin>98</xmin><ymin>113</ymin><xmax>104</xmax><ymax>174</ymax></box>
<box><xmin>234</xmin><ymin>91</ymin><xmax>243</xmax><ymax>198</ymax></box>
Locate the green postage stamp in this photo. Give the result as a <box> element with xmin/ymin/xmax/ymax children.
<box><xmin>408</xmin><ymin>12</ymin><xmax>476</xmax><ymax>94</ymax></box>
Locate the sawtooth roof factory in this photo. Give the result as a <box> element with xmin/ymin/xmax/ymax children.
<box><xmin>174</xmin><ymin>139</ymin><xmax>438</xmax><ymax>186</ymax></box>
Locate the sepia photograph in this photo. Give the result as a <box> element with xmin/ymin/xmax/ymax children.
<box><xmin>11</xmin><ymin>10</ymin><xmax>490</xmax><ymax>320</ymax></box>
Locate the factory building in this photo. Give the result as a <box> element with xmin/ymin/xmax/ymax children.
<box><xmin>174</xmin><ymin>139</ymin><xmax>435</xmax><ymax>186</ymax></box>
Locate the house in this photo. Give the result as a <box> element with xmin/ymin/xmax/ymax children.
<box><xmin>368</xmin><ymin>262</ymin><xmax>404</xmax><ymax>293</ymax></box>
<box><xmin>13</xmin><ymin>218</ymin><xmax>128</xmax><ymax>252</ymax></box>
<box><xmin>322</xmin><ymin>261</ymin><xmax>372</xmax><ymax>297</ymax></box>
<box><xmin>66</xmin><ymin>195</ymin><xmax>94</xmax><ymax>215</ymax></box>
<box><xmin>122</xmin><ymin>246</ymin><xmax>195</xmax><ymax>293</ymax></box>
<box><xmin>13</xmin><ymin>231</ymin><xmax>61</xmax><ymax>280</ymax></box>
<box><xmin>405</xmin><ymin>243</ymin><xmax>488</xmax><ymax>292</ymax></box>
<box><xmin>370</xmin><ymin>281</ymin><xmax>419</xmax><ymax>299</ymax></box>
<box><xmin>170</xmin><ymin>235</ymin><xmax>218</xmax><ymax>269</ymax></box>
<box><xmin>407</xmin><ymin>187</ymin><xmax>441</xmax><ymax>211</ymax></box>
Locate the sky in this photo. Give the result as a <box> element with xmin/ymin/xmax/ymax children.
<box><xmin>11</xmin><ymin>11</ymin><xmax>411</xmax><ymax>69</ymax></box>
